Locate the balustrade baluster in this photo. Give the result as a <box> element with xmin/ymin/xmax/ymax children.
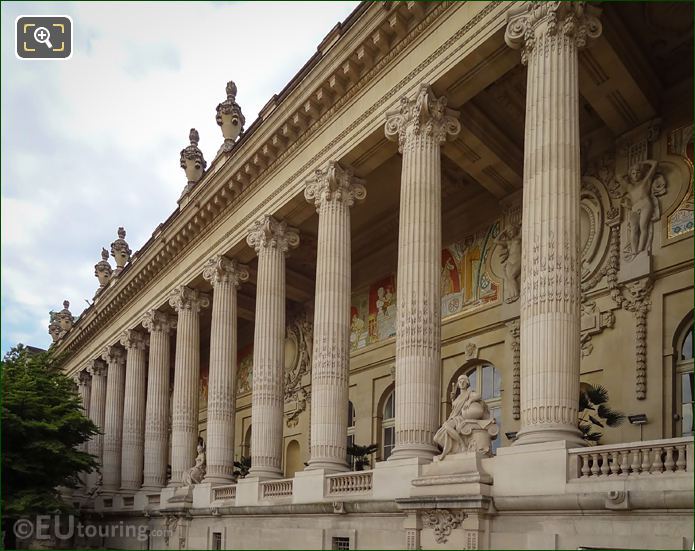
<box><xmin>590</xmin><ymin>453</ymin><xmax>600</xmax><ymax>476</ymax></box>
<box><xmin>676</xmin><ymin>445</ymin><xmax>687</xmax><ymax>471</ymax></box>
<box><xmin>664</xmin><ymin>446</ymin><xmax>675</xmax><ymax>472</ymax></box>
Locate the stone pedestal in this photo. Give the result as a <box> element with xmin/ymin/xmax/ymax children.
<box><xmin>142</xmin><ymin>310</ymin><xmax>176</xmax><ymax>490</ymax></box>
<box><xmin>246</xmin><ymin>215</ymin><xmax>299</xmax><ymax>479</ymax></box>
<box><xmin>385</xmin><ymin>84</ymin><xmax>460</xmax><ymax>460</ymax></box>
<box><xmin>505</xmin><ymin>3</ymin><xmax>601</xmax><ymax>446</ymax></box>
<box><xmin>120</xmin><ymin>329</ymin><xmax>148</xmax><ymax>492</ymax></box>
<box><xmin>304</xmin><ymin>162</ymin><xmax>365</xmax><ymax>473</ymax></box>
<box><xmin>202</xmin><ymin>256</ymin><xmax>249</xmax><ymax>484</ymax></box>
<box><xmin>101</xmin><ymin>346</ymin><xmax>126</xmax><ymax>493</ymax></box>
<box><xmin>168</xmin><ymin>286</ymin><xmax>210</xmax><ymax>486</ymax></box>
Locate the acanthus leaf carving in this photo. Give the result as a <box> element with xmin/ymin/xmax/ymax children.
<box><xmin>422</xmin><ymin>509</ymin><xmax>465</xmax><ymax>544</ymax></box>
<box><xmin>304</xmin><ymin>161</ymin><xmax>366</xmax><ymax>211</ymax></box>
<box><xmin>246</xmin><ymin>215</ymin><xmax>300</xmax><ymax>254</ymax></box>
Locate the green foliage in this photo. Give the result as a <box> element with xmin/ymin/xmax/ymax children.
<box><xmin>347</xmin><ymin>443</ymin><xmax>378</xmax><ymax>471</ymax></box>
<box><xmin>233</xmin><ymin>456</ymin><xmax>251</xmax><ymax>480</ymax></box>
<box><xmin>2</xmin><ymin>345</ymin><xmax>99</xmax><ymax>518</ymax></box>
<box><xmin>578</xmin><ymin>384</ymin><xmax>625</xmax><ymax>444</ymax></box>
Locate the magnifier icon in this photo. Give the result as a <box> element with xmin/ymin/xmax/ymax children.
<box><xmin>33</xmin><ymin>26</ymin><xmax>53</xmax><ymax>49</ymax></box>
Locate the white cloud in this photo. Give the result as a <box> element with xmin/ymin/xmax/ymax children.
<box><xmin>1</xmin><ymin>0</ymin><xmax>360</xmax><ymax>353</ymax></box>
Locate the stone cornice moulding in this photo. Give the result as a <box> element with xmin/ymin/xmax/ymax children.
<box><xmin>54</xmin><ymin>1</ymin><xmax>508</xmax><ymax>367</ymax></box>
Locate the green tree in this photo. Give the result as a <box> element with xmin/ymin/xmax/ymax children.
<box><xmin>578</xmin><ymin>384</ymin><xmax>625</xmax><ymax>444</ymax></box>
<box><xmin>1</xmin><ymin>345</ymin><xmax>99</xmax><ymax>521</ymax></box>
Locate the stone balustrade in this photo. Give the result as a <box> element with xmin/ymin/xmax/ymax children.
<box><xmin>326</xmin><ymin>471</ymin><xmax>373</xmax><ymax>496</ymax></box>
<box><xmin>569</xmin><ymin>437</ymin><xmax>693</xmax><ymax>480</ymax></box>
<box><xmin>260</xmin><ymin>479</ymin><xmax>294</xmax><ymax>498</ymax></box>
<box><xmin>212</xmin><ymin>484</ymin><xmax>237</xmax><ymax>501</ymax></box>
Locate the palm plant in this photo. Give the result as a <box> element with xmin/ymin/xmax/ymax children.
<box><xmin>233</xmin><ymin>456</ymin><xmax>251</xmax><ymax>480</ymax></box>
<box><xmin>578</xmin><ymin>384</ymin><xmax>625</xmax><ymax>444</ymax></box>
<box><xmin>347</xmin><ymin>443</ymin><xmax>378</xmax><ymax>471</ymax></box>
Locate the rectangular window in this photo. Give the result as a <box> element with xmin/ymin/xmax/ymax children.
<box><xmin>211</xmin><ymin>532</ymin><xmax>222</xmax><ymax>550</ymax></box>
<box><xmin>383</xmin><ymin>426</ymin><xmax>395</xmax><ymax>460</ymax></box>
<box><xmin>332</xmin><ymin>536</ymin><xmax>350</xmax><ymax>550</ymax></box>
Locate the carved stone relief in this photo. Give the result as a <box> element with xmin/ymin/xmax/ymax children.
<box><xmin>422</xmin><ymin>509</ymin><xmax>465</xmax><ymax>544</ymax></box>
<box><xmin>284</xmin><ymin>311</ymin><xmax>313</xmax><ymax>427</ymax></box>
<box><xmin>666</xmin><ymin>125</ymin><xmax>694</xmax><ymax>239</ymax></box>
<box><xmin>580</xmin><ymin>301</ymin><xmax>616</xmax><ymax>358</ymax></box>
<box><xmin>506</xmin><ymin>319</ymin><xmax>520</xmax><ymax>420</ymax></box>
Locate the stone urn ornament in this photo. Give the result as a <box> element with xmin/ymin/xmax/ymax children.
<box><xmin>110</xmin><ymin>227</ymin><xmax>132</xmax><ymax>270</ymax></box>
<box><xmin>94</xmin><ymin>247</ymin><xmax>113</xmax><ymax>288</ymax></box>
<box><xmin>180</xmin><ymin>128</ymin><xmax>207</xmax><ymax>194</ymax></box>
<box><xmin>56</xmin><ymin>300</ymin><xmax>74</xmax><ymax>332</ymax></box>
<box><xmin>216</xmin><ymin>80</ymin><xmax>245</xmax><ymax>153</ymax></box>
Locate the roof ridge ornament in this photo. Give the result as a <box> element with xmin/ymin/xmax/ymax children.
<box><xmin>180</xmin><ymin>128</ymin><xmax>207</xmax><ymax>196</ymax></box>
<box><xmin>216</xmin><ymin>80</ymin><xmax>245</xmax><ymax>154</ymax></box>
<box><xmin>95</xmin><ymin>246</ymin><xmax>113</xmax><ymax>290</ymax></box>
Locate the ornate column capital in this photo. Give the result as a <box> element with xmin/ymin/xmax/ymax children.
<box><xmin>77</xmin><ymin>369</ymin><xmax>92</xmax><ymax>386</ymax></box>
<box><xmin>102</xmin><ymin>345</ymin><xmax>126</xmax><ymax>365</ymax></box>
<box><xmin>168</xmin><ymin>285</ymin><xmax>210</xmax><ymax>313</ymax></box>
<box><xmin>202</xmin><ymin>255</ymin><xmax>250</xmax><ymax>288</ymax></box>
<box><xmin>246</xmin><ymin>215</ymin><xmax>300</xmax><ymax>254</ymax></box>
<box><xmin>142</xmin><ymin>310</ymin><xmax>177</xmax><ymax>334</ymax></box>
<box><xmin>87</xmin><ymin>358</ymin><xmax>108</xmax><ymax>377</ymax></box>
<box><xmin>304</xmin><ymin>161</ymin><xmax>366</xmax><ymax>211</ymax></box>
<box><xmin>384</xmin><ymin>84</ymin><xmax>460</xmax><ymax>153</ymax></box>
<box><xmin>120</xmin><ymin>329</ymin><xmax>149</xmax><ymax>351</ymax></box>
<box><xmin>505</xmin><ymin>1</ymin><xmax>602</xmax><ymax>65</ymax></box>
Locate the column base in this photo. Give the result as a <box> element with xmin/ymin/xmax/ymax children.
<box><xmin>248</xmin><ymin>466</ymin><xmax>283</xmax><ymax>480</ymax></box>
<box><xmin>388</xmin><ymin>444</ymin><xmax>438</xmax><ymax>462</ymax></box>
<box><xmin>305</xmin><ymin>458</ymin><xmax>349</xmax><ymax>474</ymax></box>
<box><xmin>513</xmin><ymin>425</ymin><xmax>586</xmax><ymax>448</ymax></box>
<box><xmin>202</xmin><ymin>475</ymin><xmax>235</xmax><ymax>486</ymax></box>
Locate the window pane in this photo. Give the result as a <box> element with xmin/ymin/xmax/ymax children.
<box><xmin>482</xmin><ymin>366</ymin><xmax>493</xmax><ymax>401</ymax></box>
<box><xmin>348</xmin><ymin>401</ymin><xmax>355</xmax><ymax>427</ymax></box>
<box><xmin>682</xmin><ymin>372</ymin><xmax>694</xmax><ymax>405</ymax></box>
<box><xmin>682</xmin><ymin>403</ymin><xmax>693</xmax><ymax>437</ymax></box>
<box><xmin>384</xmin><ymin>392</ymin><xmax>394</xmax><ymax>420</ymax></box>
<box><xmin>467</xmin><ymin>370</ymin><xmax>478</xmax><ymax>394</ymax></box>
<box><xmin>493</xmin><ymin>367</ymin><xmax>502</xmax><ymax>398</ymax></box>
<box><xmin>383</xmin><ymin>426</ymin><xmax>395</xmax><ymax>460</ymax></box>
<box><xmin>682</xmin><ymin>328</ymin><xmax>694</xmax><ymax>360</ymax></box>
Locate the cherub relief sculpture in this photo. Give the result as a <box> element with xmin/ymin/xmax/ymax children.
<box><xmin>493</xmin><ymin>224</ymin><xmax>521</xmax><ymax>303</ymax></box>
<box><xmin>182</xmin><ymin>437</ymin><xmax>206</xmax><ymax>486</ymax></box>
<box><xmin>434</xmin><ymin>374</ymin><xmax>498</xmax><ymax>461</ymax></box>
<box><xmin>613</xmin><ymin>160</ymin><xmax>666</xmax><ymax>260</ymax></box>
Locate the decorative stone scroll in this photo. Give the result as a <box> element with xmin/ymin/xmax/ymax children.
<box><xmin>422</xmin><ymin>509</ymin><xmax>465</xmax><ymax>544</ymax></box>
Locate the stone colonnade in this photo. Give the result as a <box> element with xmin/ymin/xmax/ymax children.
<box><xmin>74</xmin><ymin>2</ymin><xmax>599</xmax><ymax>492</ymax></box>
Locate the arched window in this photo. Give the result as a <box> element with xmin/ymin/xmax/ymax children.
<box><xmin>675</xmin><ymin>312</ymin><xmax>694</xmax><ymax>437</ymax></box>
<box><xmin>382</xmin><ymin>389</ymin><xmax>395</xmax><ymax>460</ymax></box>
<box><xmin>460</xmin><ymin>362</ymin><xmax>502</xmax><ymax>453</ymax></box>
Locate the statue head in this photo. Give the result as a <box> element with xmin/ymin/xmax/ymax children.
<box><xmin>457</xmin><ymin>374</ymin><xmax>471</xmax><ymax>391</ymax></box>
<box><xmin>629</xmin><ymin>163</ymin><xmax>645</xmax><ymax>183</ymax></box>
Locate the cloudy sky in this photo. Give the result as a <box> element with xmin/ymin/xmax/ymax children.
<box><xmin>1</xmin><ymin>1</ymin><xmax>359</xmax><ymax>354</ymax></box>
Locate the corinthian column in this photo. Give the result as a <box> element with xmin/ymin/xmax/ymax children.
<box><xmin>141</xmin><ymin>310</ymin><xmax>176</xmax><ymax>490</ymax></box>
<box><xmin>101</xmin><ymin>346</ymin><xmax>126</xmax><ymax>492</ymax></box>
<box><xmin>384</xmin><ymin>84</ymin><xmax>460</xmax><ymax>460</ymax></box>
<box><xmin>168</xmin><ymin>286</ymin><xmax>210</xmax><ymax>485</ymax></box>
<box><xmin>246</xmin><ymin>215</ymin><xmax>299</xmax><ymax>478</ymax></box>
<box><xmin>86</xmin><ymin>360</ymin><xmax>107</xmax><ymax>489</ymax></box>
<box><xmin>505</xmin><ymin>2</ymin><xmax>601</xmax><ymax>446</ymax></box>
<box><xmin>119</xmin><ymin>329</ymin><xmax>149</xmax><ymax>492</ymax></box>
<box><xmin>75</xmin><ymin>370</ymin><xmax>92</xmax><ymax>453</ymax></box>
<box><xmin>202</xmin><ymin>255</ymin><xmax>249</xmax><ymax>484</ymax></box>
<box><xmin>304</xmin><ymin>162</ymin><xmax>366</xmax><ymax>472</ymax></box>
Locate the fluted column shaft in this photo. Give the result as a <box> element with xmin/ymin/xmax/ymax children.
<box><xmin>305</xmin><ymin>162</ymin><xmax>365</xmax><ymax>472</ymax></box>
<box><xmin>76</xmin><ymin>371</ymin><xmax>92</xmax><ymax>453</ymax></box>
<box><xmin>101</xmin><ymin>347</ymin><xmax>126</xmax><ymax>492</ymax></box>
<box><xmin>120</xmin><ymin>330</ymin><xmax>148</xmax><ymax>491</ymax></box>
<box><xmin>202</xmin><ymin>256</ymin><xmax>249</xmax><ymax>484</ymax></box>
<box><xmin>384</xmin><ymin>84</ymin><xmax>460</xmax><ymax>460</ymax></box>
<box><xmin>169</xmin><ymin>286</ymin><xmax>210</xmax><ymax>485</ymax></box>
<box><xmin>86</xmin><ymin>360</ymin><xmax>107</xmax><ymax>489</ymax></box>
<box><xmin>247</xmin><ymin>215</ymin><xmax>299</xmax><ymax>479</ymax></box>
<box><xmin>505</xmin><ymin>2</ymin><xmax>601</xmax><ymax>446</ymax></box>
<box><xmin>142</xmin><ymin>311</ymin><xmax>176</xmax><ymax>489</ymax></box>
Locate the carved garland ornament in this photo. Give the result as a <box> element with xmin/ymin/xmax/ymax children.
<box><xmin>422</xmin><ymin>509</ymin><xmax>465</xmax><ymax>544</ymax></box>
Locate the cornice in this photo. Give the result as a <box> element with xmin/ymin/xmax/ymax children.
<box><xmin>55</xmin><ymin>1</ymin><xmax>505</xmax><ymax>365</ymax></box>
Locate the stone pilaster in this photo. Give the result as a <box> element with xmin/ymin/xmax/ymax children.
<box><xmin>86</xmin><ymin>359</ymin><xmax>107</xmax><ymax>489</ymax></box>
<box><xmin>304</xmin><ymin>162</ymin><xmax>366</xmax><ymax>472</ymax></box>
<box><xmin>246</xmin><ymin>215</ymin><xmax>299</xmax><ymax>478</ymax></box>
<box><xmin>505</xmin><ymin>2</ymin><xmax>601</xmax><ymax>446</ymax></box>
<box><xmin>168</xmin><ymin>286</ymin><xmax>210</xmax><ymax>485</ymax></box>
<box><xmin>101</xmin><ymin>346</ymin><xmax>126</xmax><ymax>492</ymax></box>
<box><xmin>202</xmin><ymin>255</ymin><xmax>249</xmax><ymax>484</ymax></box>
<box><xmin>119</xmin><ymin>329</ymin><xmax>149</xmax><ymax>492</ymax></box>
<box><xmin>141</xmin><ymin>310</ymin><xmax>177</xmax><ymax>489</ymax></box>
<box><xmin>384</xmin><ymin>84</ymin><xmax>460</xmax><ymax>460</ymax></box>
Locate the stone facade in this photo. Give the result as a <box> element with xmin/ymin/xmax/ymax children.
<box><xmin>49</xmin><ymin>1</ymin><xmax>693</xmax><ymax>549</ymax></box>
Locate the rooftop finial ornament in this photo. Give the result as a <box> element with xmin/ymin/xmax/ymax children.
<box><xmin>180</xmin><ymin>128</ymin><xmax>207</xmax><ymax>195</ymax></box>
<box><xmin>111</xmin><ymin>227</ymin><xmax>132</xmax><ymax>274</ymax></box>
<box><xmin>48</xmin><ymin>300</ymin><xmax>75</xmax><ymax>342</ymax></box>
<box><xmin>216</xmin><ymin>80</ymin><xmax>245</xmax><ymax>154</ymax></box>
<box><xmin>95</xmin><ymin>247</ymin><xmax>113</xmax><ymax>290</ymax></box>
